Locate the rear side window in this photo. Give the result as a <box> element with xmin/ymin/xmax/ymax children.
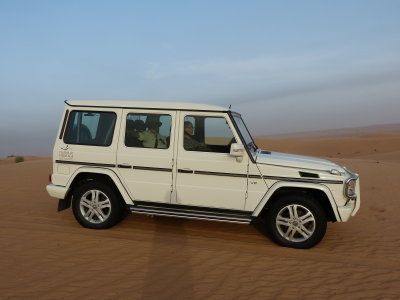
<box><xmin>64</xmin><ymin>111</ymin><xmax>117</xmax><ymax>146</ymax></box>
<box><xmin>125</xmin><ymin>113</ymin><xmax>172</xmax><ymax>149</ymax></box>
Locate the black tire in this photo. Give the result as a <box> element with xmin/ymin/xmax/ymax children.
<box><xmin>72</xmin><ymin>181</ymin><xmax>124</xmax><ymax>229</ymax></box>
<box><xmin>265</xmin><ymin>195</ymin><xmax>327</xmax><ymax>249</ymax></box>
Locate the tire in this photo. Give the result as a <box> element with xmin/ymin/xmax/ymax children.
<box><xmin>265</xmin><ymin>195</ymin><xmax>327</xmax><ymax>249</ymax></box>
<box><xmin>72</xmin><ymin>181</ymin><xmax>124</xmax><ymax>229</ymax></box>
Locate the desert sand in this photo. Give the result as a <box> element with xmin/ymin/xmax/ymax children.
<box><xmin>1</xmin><ymin>132</ymin><xmax>400</xmax><ymax>299</ymax></box>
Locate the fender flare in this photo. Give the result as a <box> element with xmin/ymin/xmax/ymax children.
<box><xmin>66</xmin><ymin>167</ymin><xmax>134</xmax><ymax>205</ymax></box>
<box><xmin>252</xmin><ymin>181</ymin><xmax>341</xmax><ymax>221</ymax></box>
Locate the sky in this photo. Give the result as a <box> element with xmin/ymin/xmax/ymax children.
<box><xmin>0</xmin><ymin>0</ymin><xmax>400</xmax><ymax>156</ymax></box>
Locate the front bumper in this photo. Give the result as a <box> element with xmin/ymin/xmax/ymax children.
<box><xmin>337</xmin><ymin>201</ymin><xmax>356</xmax><ymax>222</ymax></box>
<box><xmin>337</xmin><ymin>177</ymin><xmax>361</xmax><ymax>222</ymax></box>
<box><xmin>351</xmin><ymin>177</ymin><xmax>361</xmax><ymax>217</ymax></box>
<box><xmin>46</xmin><ymin>184</ymin><xmax>68</xmax><ymax>199</ymax></box>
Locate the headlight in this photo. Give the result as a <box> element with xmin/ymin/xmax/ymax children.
<box><xmin>345</xmin><ymin>178</ymin><xmax>357</xmax><ymax>199</ymax></box>
<box><xmin>343</xmin><ymin>167</ymin><xmax>359</xmax><ymax>200</ymax></box>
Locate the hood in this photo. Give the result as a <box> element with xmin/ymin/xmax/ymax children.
<box><xmin>256</xmin><ymin>150</ymin><xmax>342</xmax><ymax>172</ymax></box>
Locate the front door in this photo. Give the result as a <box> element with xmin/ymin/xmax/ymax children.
<box><xmin>174</xmin><ymin>111</ymin><xmax>248</xmax><ymax>210</ymax></box>
<box><xmin>117</xmin><ymin>109</ymin><xmax>176</xmax><ymax>203</ymax></box>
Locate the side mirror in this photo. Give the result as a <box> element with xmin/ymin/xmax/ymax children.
<box><xmin>230</xmin><ymin>143</ymin><xmax>245</xmax><ymax>162</ymax></box>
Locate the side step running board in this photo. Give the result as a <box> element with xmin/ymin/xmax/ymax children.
<box><xmin>128</xmin><ymin>204</ymin><xmax>253</xmax><ymax>224</ymax></box>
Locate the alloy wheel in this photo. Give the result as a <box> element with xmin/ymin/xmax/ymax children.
<box><xmin>276</xmin><ymin>204</ymin><xmax>316</xmax><ymax>242</ymax></box>
<box><xmin>79</xmin><ymin>189</ymin><xmax>112</xmax><ymax>224</ymax></box>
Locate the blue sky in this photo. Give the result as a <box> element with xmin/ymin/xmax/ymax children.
<box><xmin>1</xmin><ymin>1</ymin><xmax>400</xmax><ymax>156</ymax></box>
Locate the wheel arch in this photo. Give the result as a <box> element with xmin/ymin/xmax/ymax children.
<box><xmin>252</xmin><ymin>182</ymin><xmax>340</xmax><ymax>222</ymax></box>
<box><xmin>65</xmin><ymin>167</ymin><xmax>134</xmax><ymax>205</ymax></box>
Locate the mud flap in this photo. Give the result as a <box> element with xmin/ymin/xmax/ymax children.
<box><xmin>58</xmin><ymin>198</ymin><xmax>71</xmax><ymax>211</ymax></box>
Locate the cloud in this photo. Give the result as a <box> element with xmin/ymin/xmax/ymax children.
<box><xmin>142</xmin><ymin>49</ymin><xmax>400</xmax><ymax>106</ymax></box>
<box><xmin>216</xmin><ymin>65</ymin><xmax>400</xmax><ymax>105</ymax></box>
<box><xmin>144</xmin><ymin>51</ymin><xmax>341</xmax><ymax>79</ymax></box>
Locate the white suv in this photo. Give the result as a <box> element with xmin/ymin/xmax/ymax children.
<box><xmin>47</xmin><ymin>100</ymin><xmax>360</xmax><ymax>248</ymax></box>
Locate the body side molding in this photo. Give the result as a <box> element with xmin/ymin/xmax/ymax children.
<box><xmin>133</xmin><ymin>166</ymin><xmax>172</xmax><ymax>172</ymax></box>
<box><xmin>263</xmin><ymin>175</ymin><xmax>343</xmax><ymax>184</ymax></box>
<box><xmin>56</xmin><ymin>160</ymin><xmax>116</xmax><ymax>168</ymax></box>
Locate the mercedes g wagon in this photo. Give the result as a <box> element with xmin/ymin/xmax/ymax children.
<box><xmin>46</xmin><ymin>100</ymin><xmax>360</xmax><ymax>248</ymax></box>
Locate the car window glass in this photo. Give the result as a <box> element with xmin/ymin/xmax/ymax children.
<box><xmin>125</xmin><ymin>113</ymin><xmax>172</xmax><ymax>149</ymax></box>
<box><xmin>183</xmin><ymin>115</ymin><xmax>235</xmax><ymax>153</ymax></box>
<box><xmin>64</xmin><ymin>111</ymin><xmax>116</xmax><ymax>146</ymax></box>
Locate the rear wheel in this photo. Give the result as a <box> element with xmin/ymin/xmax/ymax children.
<box><xmin>265</xmin><ymin>195</ymin><xmax>327</xmax><ymax>248</ymax></box>
<box><xmin>72</xmin><ymin>181</ymin><xmax>124</xmax><ymax>229</ymax></box>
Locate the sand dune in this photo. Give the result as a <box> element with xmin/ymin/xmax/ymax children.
<box><xmin>255</xmin><ymin>132</ymin><xmax>400</xmax><ymax>160</ymax></box>
<box><xmin>0</xmin><ymin>156</ymin><xmax>46</xmax><ymax>165</ymax></box>
<box><xmin>260</xmin><ymin>123</ymin><xmax>400</xmax><ymax>139</ymax></box>
<box><xmin>1</xmin><ymin>133</ymin><xmax>399</xmax><ymax>299</ymax></box>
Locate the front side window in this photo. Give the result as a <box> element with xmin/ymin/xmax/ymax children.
<box><xmin>125</xmin><ymin>113</ymin><xmax>172</xmax><ymax>149</ymax></box>
<box><xmin>183</xmin><ymin>115</ymin><xmax>235</xmax><ymax>153</ymax></box>
<box><xmin>64</xmin><ymin>111</ymin><xmax>116</xmax><ymax>146</ymax></box>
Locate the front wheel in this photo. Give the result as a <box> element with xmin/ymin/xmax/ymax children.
<box><xmin>265</xmin><ymin>195</ymin><xmax>327</xmax><ymax>249</ymax></box>
<box><xmin>72</xmin><ymin>181</ymin><xmax>124</xmax><ymax>229</ymax></box>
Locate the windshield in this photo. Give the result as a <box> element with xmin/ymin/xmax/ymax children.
<box><xmin>233</xmin><ymin>114</ymin><xmax>257</xmax><ymax>153</ymax></box>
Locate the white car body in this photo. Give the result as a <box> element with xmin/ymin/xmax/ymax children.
<box><xmin>47</xmin><ymin>100</ymin><xmax>360</xmax><ymax>248</ymax></box>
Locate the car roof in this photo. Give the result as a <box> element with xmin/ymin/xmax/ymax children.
<box><xmin>65</xmin><ymin>100</ymin><xmax>229</xmax><ymax>112</ymax></box>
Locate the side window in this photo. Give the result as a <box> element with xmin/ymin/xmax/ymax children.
<box><xmin>183</xmin><ymin>115</ymin><xmax>235</xmax><ymax>153</ymax></box>
<box><xmin>64</xmin><ymin>111</ymin><xmax>116</xmax><ymax>146</ymax></box>
<box><xmin>125</xmin><ymin>113</ymin><xmax>172</xmax><ymax>149</ymax></box>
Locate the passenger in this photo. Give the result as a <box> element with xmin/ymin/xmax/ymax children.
<box><xmin>138</xmin><ymin>120</ymin><xmax>168</xmax><ymax>149</ymax></box>
<box><xmin>183</xmin><ymin>121</ymin><xmax>209</xmax><ymax>151</ymax></box>
<box><xmin>125</xmin><ymin>120</ymin><xmax>145</xmax><ymax>147</ymax></box>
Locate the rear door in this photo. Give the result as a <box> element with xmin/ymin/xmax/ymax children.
<box><xmin>116</xmin><ymin>109</ymin><xmax>176</xmax><ymax>203</ymax></box>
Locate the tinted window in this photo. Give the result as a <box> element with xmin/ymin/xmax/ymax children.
<box><xmin>64</xmin><ymin>111</ymin><xmax>116</xmax><ymax>146</ymax></box>
<box><xmin>125</xmin><ymin>113</ymin><xmax>172</xmax><ymax>149</ymax></box>
<box><xmin>183</xmin><ymin>115</ymin><xmax>235</xmax><ymax>153</ymax></box>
